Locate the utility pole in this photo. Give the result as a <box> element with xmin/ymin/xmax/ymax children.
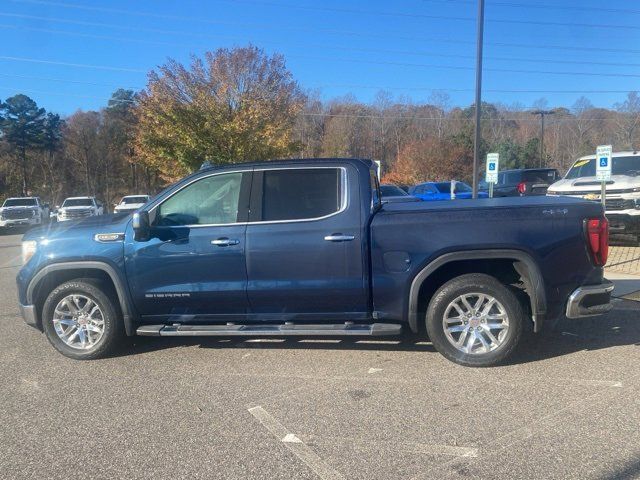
<box><xmin>531</xmin><ymin>109</ymin><xmax>555</xmax><ymax>167</ymax></box>
<box><xmin>472</xmin><ymin>0</ymin><xmax>485</xmax><ymax>199</ymax></box>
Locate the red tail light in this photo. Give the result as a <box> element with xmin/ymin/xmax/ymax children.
<box><xmin>586</xmin><ymin>218</ymin><xmax>609</xmax><ymax>266</ymax></box>
<box><xmin>517</xmin><ymin>182</ymin><xmax>526</xmax><ymax>194</ymax></box>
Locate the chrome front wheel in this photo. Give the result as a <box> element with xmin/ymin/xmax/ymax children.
<box><xmin>52</xmin><ymin>294</ymin><xmax>105</xmax><ymax>350</ymax></box>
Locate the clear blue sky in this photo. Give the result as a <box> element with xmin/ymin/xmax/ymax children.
<box><xmin>1</xmin><ymin>0</ymin><xmax>639</xmax><ymax>116</ymax></box>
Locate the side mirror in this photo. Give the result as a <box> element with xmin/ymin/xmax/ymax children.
<box><xmin>132</xmin><ymin>211</ymin><xmax>150</xmax><ymax>241</ymax></box>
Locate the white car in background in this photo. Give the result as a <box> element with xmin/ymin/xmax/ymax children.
<box><xmin>113</xmin><ymin>195</ymin><xmax>150</xmax><ymax>214</ymax></box>
<box><xmin>547</xmin><ymin>151</ymin><xmax>640</xmax><ymax>242</ymax></box>
<box><xmin>56</xmin><ymin>196</ymin><xmax>104</xmax><ymax>222</ymax></box>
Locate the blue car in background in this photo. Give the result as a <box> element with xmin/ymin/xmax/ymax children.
<box><xmin>409</xmin><ymin>181</ymin><xmax>489</xmax><ymax>201</ymax></box>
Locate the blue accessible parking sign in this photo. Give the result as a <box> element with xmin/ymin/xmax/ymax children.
<box><xmin>599</xmin><ymin>157</ymin><xmax>608</xmax><ymax>167</ymax></box>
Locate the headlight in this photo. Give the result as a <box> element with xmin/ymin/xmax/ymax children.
<box><xmin>22</xmin><ymin>240</ymin><xmax>37</xmax><ymax>264</ymax></box>
<box><xmin>547</xmin><ymin>190</ymin><xmax>557</xmax><ymax>195</ymax></box>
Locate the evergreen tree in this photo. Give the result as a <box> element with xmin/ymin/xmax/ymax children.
<box><xmin>0</xmin><ymin>94</ymin><xmax>46</xmax><ymax>194</ymax></box>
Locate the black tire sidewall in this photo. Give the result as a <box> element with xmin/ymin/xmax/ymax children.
<box><xmin>42</xmin><ymin>279</ymin><xmax>120</xmax><ymax>360</ymax></box>
<box><xmin>426</xmin><ymin>274</ymin><xmax>524</xmax><ymax>367</ymax></box>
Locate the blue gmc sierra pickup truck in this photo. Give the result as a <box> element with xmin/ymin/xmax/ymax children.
<box><xmin>17</xmin><ymin>158</ymin><xmax>613</xmax><ymax>367</ymax></box>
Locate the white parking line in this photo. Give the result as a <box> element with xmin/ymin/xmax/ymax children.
<box><xmin>248</xmin><ymin>406</ymin><xmax>345</xmax><ymax>480</ymax></box>
<box><xmin>302</xmin><ymin>434</ymin><xmax>478</xmax><ymax>458</ymax></box>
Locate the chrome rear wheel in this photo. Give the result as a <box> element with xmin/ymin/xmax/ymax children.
<box><xmin>443</xmin><ymin>293</ymin><xmax>509</xmax><ymax>355</ymax></box>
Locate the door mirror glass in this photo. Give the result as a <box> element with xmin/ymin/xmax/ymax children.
<box><xmin>132</xmin><ymin>211</ymin><xmax>150</xmax><ymax>241</ymax></box>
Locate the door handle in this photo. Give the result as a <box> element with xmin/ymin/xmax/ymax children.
<box><xmin>324</xmin><ymin>234</ymin><xmax>355</xmax><ymax>242</ymax></box>
<box><xmin>211</xmin><ymin>238</ymin><xmax>240</xmax><ymax>246</ymax></box>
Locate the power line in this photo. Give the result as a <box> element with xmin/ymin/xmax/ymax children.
<box><xmin>226</xmin><ymin>0</ymin><xmax>640</xmax><ymax>31</ymax></box>
<box><xmin>422</xmin><ymin>0</ymin><xmax>640</xmax><ymax>16</ymax></box>
<box><xmin>0</xmin><ymin>72</ymin><xmax>141</xmax><ymax>89</ymax></box>
<box><xmin>0</xmin><ymin>55</ymin><xmax>145</xmax><ymax>73</ymax></box>
<box><xmin>286</xmin><ymin>54</ymin><xmax>640</xmax><ymax>78</ymax></box>
<box><xmin>3</xmin><ymin>23</ymin><xmax>640</xmax><ymax>69</ymax></box>
<box><xmin>3</xmin><ymin>51</ymin><xmax>639</xmax><ymax>80</ymax></box>
<box><xmin>315</xmin><ymin>84</ymin><xmax>636</xmax><ymax>94</ymax></box>
<box><xmin>14</xmin><ymin>0</ymin><xmax>640</xmax><ymax>31</ymax></box>
<box><xmin>0</xmin><ymin>86</ymin><xmax>136</xmax><ymax>102</ymax></box>
<box><xmin>3</xmin><ymin>11</ymin><xmax>640</xmax><ymax>56</ymax></box>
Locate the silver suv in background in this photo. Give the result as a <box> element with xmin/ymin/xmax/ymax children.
<box><xmin>56</xmin><ymin>196</ymin><xmax>104</xmax><ymax>222</ymax></box>
<box><xmin>0</xmin><ymin>197</ymin><xmax>49</xmax><ymax>229</ymax></box>
<box><xmin>547</xmin><ymin>151</ymin><xmax>640</xmax><ymax>242</ymax></box>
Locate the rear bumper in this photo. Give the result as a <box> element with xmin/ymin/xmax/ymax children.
<box><xmin>565</xmin><ymin>281</ymin><xmax>614</xmax><ymax>319</ymax></box>
<box><xmin>19</xmin><ymin>303</ymin><xmax>38</xmax><ymax>328</ymax></box>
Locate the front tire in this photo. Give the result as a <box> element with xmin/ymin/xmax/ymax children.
<box><xmin>426</xmin><ymin>273</ymin><xmax>525</xmax><ymax>367</ymax></box>
<box><xmin>42</xmin><ymin>278</ymin><xmax>123</xmax><ymax>360</ymax></box>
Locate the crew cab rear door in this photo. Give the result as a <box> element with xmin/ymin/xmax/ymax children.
<box><xmin>245</xmin><ymin>165</ymin><xmax>367</xmax><ymax>318</ymax></box>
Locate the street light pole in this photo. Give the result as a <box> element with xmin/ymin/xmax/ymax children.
<box><xmin>531</xmin><ymin>109</ymin><xmax>555</xmax><ymax>168</ymax></box>
<box><xmin>472</xmin><ymin>0</ymin><xmax>485</xmax><ymax>199</ymax></box>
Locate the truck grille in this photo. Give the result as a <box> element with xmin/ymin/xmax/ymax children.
<box><xmin>62</xmin><ymin>209</ymin><xmax>93</xmax><ymax>218</ymax></box>
<box><xmin>2</xmin><ymin>209</ymin><xmax>33</xmax><ymax>219</ymax></box>
<box><xmin>606</xmin><ymin>199</ymin><xmax>635</xmax><ymax>211</ymax></box>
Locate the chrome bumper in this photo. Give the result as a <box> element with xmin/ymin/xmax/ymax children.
<box><xmin>19</xmin><ymin>303</ymin><xmax>38</xmax><ymax>328</ymax></box>
<box><xmin>566</xmin><ymin>281</ymin><xmax>614</xmax><ymax>319</ymax></box>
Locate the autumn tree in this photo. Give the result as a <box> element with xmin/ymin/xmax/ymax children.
<box><xmin>135</xmin><ymin>45</ymin><xmax>306</xmax><ymax>179</ymax></box>
<box><xmin>382</xmin><ymin>137</ymin><xmax>473</xmax><ymax>186</ymax></box>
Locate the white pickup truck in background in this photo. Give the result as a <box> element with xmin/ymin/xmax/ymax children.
<box><xmin>56</xmin><ymin>196</ymin><xmax>104</xmax><ymax>222</ymax></box>
<box><xmin>548</xmin><ymin>151</ymin><xmax>640</xmax><ymax>244</ymax></box>
<box><xmin>113</xmin><ymin>195</ymin><xmax>150</xmax><ymax>214</ymax></box>
<box><xmin>0</xmin><ymin>197</ymin><xmax>49</xmax><ymax>229</ymax></box>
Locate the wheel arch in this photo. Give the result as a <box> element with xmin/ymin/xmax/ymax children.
<box><xmin>27</xmin><ymin>261</ymin><xmax>135</xmax><ymax>335</ymax></box>
<box><xmin>407</xmin><ymin>249</ymin><xmax>546</xmax><ymax>334</ymax></box>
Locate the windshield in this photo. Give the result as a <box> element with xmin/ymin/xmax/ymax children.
<box><xmin>62</xmin><ymin>198</ymin><xmax>93</xmax><ymax>207</ymax></box>
<box><xmin>121</xmin><ymin>196</ymin><xmax>148</xmax><ymax>204</ymax></box>
<box><xmin>566</xmin><ymin>156</ymin><xmax>640</xmax><ymax>179</ymax></box>
<box><xmin>380</xmin><ymin>185</ymin><xmax>407</xmax><ymax>197</ymax></box>
<box><xmin>2</xmin><ymin>198</ymin><xmax>37</xmax><ymax>207</ymax></box>
<box><xmin>434</xmin><ymin>182</ymin><xmax>472</xmax><ymax>193</ymax></box>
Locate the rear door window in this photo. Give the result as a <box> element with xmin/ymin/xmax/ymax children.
<box><xmin>253</xmin><ymin>168</ymin><xmax>343</xmax><ymax>222</ymax></box>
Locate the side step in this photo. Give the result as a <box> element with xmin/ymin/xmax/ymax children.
<box><xmin>136</xmin><ymin>322</ymin><xmax>402</xmax><ymax>337</ymax></box>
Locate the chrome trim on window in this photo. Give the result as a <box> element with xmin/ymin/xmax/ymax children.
<box><xmin>150</xmin><ymin>166</ymin><xmax>348</xmax><ymax>228</ymax></box>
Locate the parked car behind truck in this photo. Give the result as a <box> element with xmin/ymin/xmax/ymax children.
<box><xmin>487</xmin><ymin>168</ymin><xmax>560</xmax><ymax>197</ymax></box>
<box><xmin>18</xmin><ymin>158</ymin><xmax>612</xmax><ymax>367</ymax></box>
<box><xmin>548</xmin><ymin>151</ymin><xmax>640</xmax><ymax>243</ymax></box>
<box><xmin>113</xmin><ymin>195</ymin><xmax>150</xmax><ymax>214</ymax></box>
<box><xmin>0</xmin><ymin>197</ymin><xmax>49</xmax><ymax>230</ymax></box>
<box><xmin>56</xmin><ymin>196</ymin><xmax>104</xmax><ymax>222</ymax></box>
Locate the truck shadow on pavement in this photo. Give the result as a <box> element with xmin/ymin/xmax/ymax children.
<box><xmin>120</xmin><ymin>300</ymin><xmax>640</xmax><ymax>365</ymax></box>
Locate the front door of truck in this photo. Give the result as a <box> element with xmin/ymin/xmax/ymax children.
<box><xmin>245</xmin><ymin>166</ymin><xmax>367</xmax><ymax>318</ymax></box>
<box><xmin>125</xmin><ymin>170</ymin><xmax>252</xmax><ymax>321</ymax></box>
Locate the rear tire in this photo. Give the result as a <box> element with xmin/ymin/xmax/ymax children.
<box><xmin>426</xmin><ymin>273</ymin><xmax>525</xmax><ymax>367</ymax></box>
<box><xmin>42</xmin><ymin>278</ymin><xmax>124</xmax><ymax>360</ymax></box>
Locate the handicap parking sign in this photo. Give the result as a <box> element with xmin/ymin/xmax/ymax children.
<box><xmin>489</xmin><ymin>162</ymin><xmax>496</xmax><ymax>171</ymax></box>
<box><xmin>595</xmin><ymin>145</ymin><xmax>612</xmax><ymax>181</ymax></box>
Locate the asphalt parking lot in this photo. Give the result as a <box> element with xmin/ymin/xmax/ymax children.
<box><xmin>0</xmin><ymin>233</ymin><xmax>639</xmax><ymax>480</ymax></box>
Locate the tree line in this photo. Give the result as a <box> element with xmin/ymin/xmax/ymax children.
<box><xmin>1</xmin><ymin>45</ymin><xmax>639</xmax><ymax>205</ymax></box>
